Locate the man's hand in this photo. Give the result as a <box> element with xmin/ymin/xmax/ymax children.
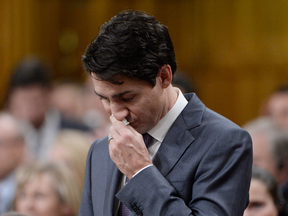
<box><xmin>108</xmin><ymin>115</ymin><xmax>153</xmax><ymax>179</ymax></box>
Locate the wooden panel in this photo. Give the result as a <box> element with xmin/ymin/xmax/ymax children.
<box><xmin>0</xmin><ymin>0</ymin><xmax>61</xmax><ymax>107</ymax></box>
<box><xmin>0</xmin><ymin>0</ymin><xmax>13</xmax><ymax>105</ymax></box>
<box><xmin>1</xmin><ymin>0</ymin><xmax>288</xmax><ymax>126</ymax></box>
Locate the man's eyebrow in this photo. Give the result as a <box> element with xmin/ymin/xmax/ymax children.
<box><xmin>94</xmin><ymin>90</ymin><xmax>133</xmax><ymax>99</ymax></box>
<box><xmin>94</xmin><ymin>90</ymin><xmax>106</xmax><ymax>98</ymax></box>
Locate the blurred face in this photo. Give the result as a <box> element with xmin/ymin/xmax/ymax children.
<box><xmin>92</xmin><ymin>73</ymin><xmax>169</xmax><ymax>134</ymax></box>
<box><xmin>50</xmin><ymin>145</ymin><xmax>69</xmax><ymax>162</ymax></box>
<box><xmin>16</xmin><ymin>173</ymin><xmax>68</xmax><ymax>216</ymax></box>
<box><xmin>51</xmin><ymin>84</ymin><xmax>84</xmax><ymax>119</ymax></box>
<box><xmin>8</xmin><ymin>85</ymin><xmax>50</xmax><ymax>129</ymax></box>
<box><xmin>252</xmin><ymin>133</ymin><xmax>278</xmax><ymax>181</ymax></box>
<box><xmin>267</xmin><ymin>93</ymin><xmax>288</xmax><ymax>131</ymax></box>
<box><xmin>244</xmin><ymin>179</ymin><xmax>278</xmax><ymax>216</ymax></box>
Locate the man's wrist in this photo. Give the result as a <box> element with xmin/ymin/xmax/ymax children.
<box><xmin>132</xmin><ymin>164</ymin><xmax>153</xmax><ymax>178</ymax></box>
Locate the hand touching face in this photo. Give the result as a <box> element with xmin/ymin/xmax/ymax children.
<box><xmin>108</xmin><ymin>115</ymin><xmax>152</xmax><ymax>179</ymax></box>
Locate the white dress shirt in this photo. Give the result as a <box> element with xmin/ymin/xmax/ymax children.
<box><xmin>133</xmin><ymin>87</ymin><xmax>188</xmax><ymax>176</ymax></box>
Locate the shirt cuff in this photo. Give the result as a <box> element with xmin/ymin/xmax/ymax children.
<box><xmin>132</xmin><ymin>164</ymin><xmax>153</xmax><ymax>178</ymax></box>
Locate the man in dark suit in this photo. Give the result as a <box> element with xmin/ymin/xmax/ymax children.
<box><xmin>79</xmin><ymin>10</ymin><xmax>253</xmax><ymax>216</ymax></box>
<box><xmin>6</xmin><ymin>57</ymin><xmax>91</xmax><ymax>160</ymax></box>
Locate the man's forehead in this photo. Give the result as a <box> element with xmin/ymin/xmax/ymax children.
<box><xmin>92</xmin><ymin>77</ymin><xmax>126</xmax><ymax>91</ymax></box>
<box><xmin>93</xmin><ymin>78</ymin><xmax>134</xmax><ymax>95</ymax></box>
<box><xmin>90</xmin><ymin>72</ymin><xmax>128</xmax><ymax>82</ymax></box>
<box><xmin>92</xmin><ymin>74</ymin><xmax>148</xmax><ymax>88</ymax></box>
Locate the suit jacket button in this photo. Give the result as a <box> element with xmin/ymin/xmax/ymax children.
<box><xmin>131</xmin><ymin>203</ymin><xmax>143</xmax><ymax>216</ymax></box>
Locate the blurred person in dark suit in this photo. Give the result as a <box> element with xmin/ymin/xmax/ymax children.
<box><xmin>50</xmin><ymin>80</ymin><xmax>85</xmax><ymax>122</ymax></box>
<box><xmin>0</xmin><ymin>112</ymin><xmax>26</xmax><ymax>214</ymax></box>
<box><xmin>5</xmin><ymin>57</ymin><xmax>90</xmax><ymax>160</ymax></box>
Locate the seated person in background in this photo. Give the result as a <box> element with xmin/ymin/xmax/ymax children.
<box><xmin>266</xmin><ymin>84</ymin><xmax>288</xmax><ymax>132</ymax></box>
<box><xmin>171</xmin><ymin>71</ymin><xmax>197</xmax><ymax>94</ymax></box>
<box><xmin>14</xmin><ymin>162</ymin><xmax>82</xmax><ymax>216</ymax></box>
<box><xmin>48</xmin><ymin>129</ymin><xmax>92</xmax><ymax>188</ymax></box>
<box><xmin>244</xmin><ymin>166</ymin><xmax>285</xmax><ymax>216</ymax></box>
<box><xmin>243</xmin><ymin>117</ymin><xmax>288</xmax><ymax>215</ymax></box>
<box><xmin>5</xmin><ymin>56</ymin><xmax>91</xmax><ymax>160</ymax></box>
<box><xmin>50</xmin><ymin>80</ymin><xmax>85</xmax><ymax>122</ymax></box>
<box><xmin>0</xmin><ymin>113</ymin><xmax>27</xmax><ymax>214</ymax></box>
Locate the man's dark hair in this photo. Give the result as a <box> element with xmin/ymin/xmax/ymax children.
<box><xmin>82</xmin><ymin>10</ymin><xmax>177</xmax><ymax>86</ymax></box>
<box><xmin>9</xmin><ymin>57</ymin><xmax>52</xmax><ymax>90</ymax></box>
<box><xmin>274</xmin><ymin>84</ymin><xmax>288</xmax><ymax>94</ymax></box>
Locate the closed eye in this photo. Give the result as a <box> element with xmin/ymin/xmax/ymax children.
<box><xmin>99</xmin><ymin>96</ymin><xmax>108</xmax><ymax>100</ymax></box>
<box><xmin>248</xmin><ymin>201</ymin><xmax>264</xmax><ymax>209</ymax></box>
<box><xmin>94</xmin><ymin>90</ymin><xmax>108</xmax><ymax>101</ymax></box>
<box><xmin>122</xmin><ymin>96</ymin><xmax>134</xmax><ymax>102</ymax></box>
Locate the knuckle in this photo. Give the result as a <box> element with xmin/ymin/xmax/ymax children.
<box><xmin>122</xmin><ymin>132</ymin><xmax>130</xmax><ymax>140</ymax></box>
<box><xmin>109</xmin><ymin>143</ymin><xmax>118</xmax><ymax>153</ymax></box>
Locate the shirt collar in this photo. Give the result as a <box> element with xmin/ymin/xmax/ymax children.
<box><xmin>148</xmin><ymin>88</ymin><xmax>188</xmax><ymax>142</ymax></box>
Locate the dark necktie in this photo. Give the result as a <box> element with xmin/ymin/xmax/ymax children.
<box><xmin>118</xmin><ymin>133</ymin><xmax>153</xmax><ymax>216</ymax></box>
<box><xmin>142</xmin><ymin>132</ymin><xmax>153</xmax><ymax>148</ymax></box>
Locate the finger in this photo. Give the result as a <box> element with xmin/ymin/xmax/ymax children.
<box><xmin>126</xmin><ymin>124</ymin><xmax>141</xmax><ymax>136</ymax></box>
<box><xmin>110</xmin><ymin>115</ymin><xmax>132</xmax><ymax>136</ymax></box>
<box><xmin>110</xmin><ymin>115</ymin><xmax>139</xmax><ymax>134</ymax></box>
<box><xmin>107</xmin><ymin>136</ymin><xmax>113</xmax><ymax>144</ymax></box>
<box><xmin>109</xmin><ymin>115</ymin><xmax>142</xmax><ymax>143</ymax></box>
<box><xmin>109</xmin><ymin>124</ymin><xmax>121</xmax><ymax>142</ymax></box>
<box><xmin>110</xmin><ymin>114</ymin><xmax>129</xmax><ymax>125</ymax></box>
<box><xmin>110</xmin><ymin>115</ymin><xmax>126</xmax><ymax>127</ymax></box>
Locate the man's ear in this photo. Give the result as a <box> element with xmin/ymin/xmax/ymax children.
<box><xmin>158</xmin><ymin>64</ymin><xmax>173</xmax><ymax>88</ymax></box>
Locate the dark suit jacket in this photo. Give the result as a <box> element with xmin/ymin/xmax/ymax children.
<box><xmin>79</xmin><ymin>93</ymin><xmax>253</xmax><ymax>216</ymax></box>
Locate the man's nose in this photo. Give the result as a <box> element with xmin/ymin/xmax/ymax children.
<box><xmin>21</xmin><ymin>195</ymin><xmax>35</xmax><ymax>211</ymax></box>
<box><xmin>110</xmin><ymin>102</ymin><xmax>129</xmax><ymax>121</ymax></box>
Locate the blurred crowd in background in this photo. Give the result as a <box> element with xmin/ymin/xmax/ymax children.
<box><xmin>0</xmin><ymin>56</ymin><xmax>110</xmax><ymax>216</ymax></box>
<box><xmin>2</xmin><ymin>55</ymin><xmax>288</xmax><ymax>216</ymax></box>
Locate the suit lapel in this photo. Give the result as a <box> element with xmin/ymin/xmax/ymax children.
<box><xmin>152</xmin><ymin>93</ymin><xmax>204</xmax><ymax>177</ymax></box>
<box><xmin>153</xmin><ymin>114</ymin><xmax>194</xmax><ymax>177</ymax></box>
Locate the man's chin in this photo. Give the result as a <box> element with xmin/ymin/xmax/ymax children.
<box><xmin>129</xmin><ymin>123</ymin><xmax>143</xmax><ymax>134</ymax></box>
<box><xmin>135</xmin><ymin>126</ymin><xmax>151</xmax><ymax>135</ymax></box>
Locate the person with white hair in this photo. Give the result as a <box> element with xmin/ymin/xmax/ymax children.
<box><xmin>0</xmin><ymin>112</ymin><xmax>26</xmax><ymax>213</ymax></box>
<box><xmin>243</xmin><ymin>117</ymin><xmax>288</xmax><ymax>215</ymax></box>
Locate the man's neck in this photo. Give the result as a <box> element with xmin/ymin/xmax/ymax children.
<box><xmin>165</xmin><ymin>85</ymin><xmax>179</xmax><ymax>113</ymax></box>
